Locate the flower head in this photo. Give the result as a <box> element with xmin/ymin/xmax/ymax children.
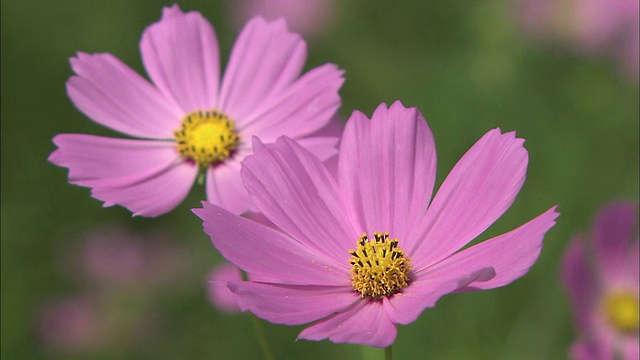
<box><xmin>562</xmin><ymin>201</ymin><xmax>639</xmax><ymax>360</ymax></box>
<box><xmin>49</xmin><ymin>4</ymin><xmax>344</xmax><ymax>217</ymax></box>
<box><xmin>195</xmin><ymin>101</ymin><xmax>559</xmax><ymax>347</ymax></box>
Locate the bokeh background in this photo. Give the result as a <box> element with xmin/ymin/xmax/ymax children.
<box><xmin>2</xmin><ymin>0</ymin><xmax>638</xmax><ymax>359</ymax></box>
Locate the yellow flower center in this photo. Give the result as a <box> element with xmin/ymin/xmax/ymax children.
<box><xmin>349</xmin><ymin>232</ymin><xmax>411</xmax><ymax>299</ymax></box>
<box><xmin>174</xmin><ymin>110</ymin><xmax>239</xmax><ymax>167</ymax></box>
<box><xmin>603</xmin><ymin>291</ymin><xmax>639</xmax><ymax>333</ymax></box>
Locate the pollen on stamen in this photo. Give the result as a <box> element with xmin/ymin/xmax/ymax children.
<box><xmin>174</xmin><ymin>110</ymin><xmax>240</xmax><ymax>168</ymax></box>
<box><xmin>348</xmin><ymin>232</ymin><xmax>411</xmax><ymax>299</ymax></box>
<box><xmin>603</xmin><ymin>291</ymin><xmax>639</xmax><ymax>333</ymax></box>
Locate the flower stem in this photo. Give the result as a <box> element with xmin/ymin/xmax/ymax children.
<box><xmin>250</xmin><ymin>314</ymin><xmax>275</xmax><ymax>360</ymax></box>
<box><xmin>385</xmin><ymin>345</ymin><xmax>393</xmax><ymax>360</ymax></box>
<box><xmin>238</xmin><ymin>269</ymin><xmax>275</xmax><ymax>360</ymax></box>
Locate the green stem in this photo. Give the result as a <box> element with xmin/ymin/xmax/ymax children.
<box><xmin>250</xmin><ymin>314</ymin><xmax>275</xmax><ymax>360</ymax></box>
<box><xmin>239</xmin><ymin>270</ymin><xmax>275</xmax><ymax>360</ymax></box>
<box><xmin>385</xmin><ymin>345</ymin><xmax>393</xmax><ymax>360</ymax></box>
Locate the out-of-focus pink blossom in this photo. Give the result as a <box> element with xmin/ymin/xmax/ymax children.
<box><xmin>230</xmin><ymin>0</ymin><xmax>336</xmax><ymax>39</ymax></box>
<box><xmin>36</xmin><ymin>296</ymin><xmax>103</xmax><ymax>352</ymax></box>
<box><xmin>515</xmin><ymin>0</ymin><xmax>639</xmax><ymax>83</ymax></box>
<box><xmin>207</xmin><ymin>263</ymin><xmax>243</xmax><ymax>313</ymax></box>
<box><xmin>80</xmin><ymin>226</ymin><xmax>186</xmax><ymax>287</ymax></box>
<box><xmin>562</xmin><ymin>201</ymin><xmax>639</xmax><ymax>360</ymax></box>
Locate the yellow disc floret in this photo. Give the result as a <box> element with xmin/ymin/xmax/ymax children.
<box><xmin>603</xmin><ymin>291</ymin><xmax>639</xmax><ymax>333</ymax></box>
<box><xmin>349</xmin><ymin>232</ymin><xmax>411</xmax><ymax>299</ymax></box>
<box><xmin>174</xmin><ymin>110</ymin><xmax>239</xmax><ymax>167</ymax></box>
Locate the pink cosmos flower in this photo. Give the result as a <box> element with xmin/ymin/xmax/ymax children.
<box><xmin>562</xmin><ymin>202</ymin><xmax>639</xmax><ymax>360</ymax></box>
<box><xmin>48</xmin><ymin>4</ymin><xmax>344</xmax><ymax>217</ymax></box>
<box><xmin>195</xmin><ymin>101</ymin><xmax>559</xmax><ymax>347</ymax></box>
<box><xmin>230</xmin><ymin>0</ymin><xmax>336</xmax><ymax>39</ymax></box>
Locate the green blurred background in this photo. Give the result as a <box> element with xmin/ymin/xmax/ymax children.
<box><xmin>2</xmin><ymin>0</ymin><xmax>638</xmax><ymax>359</ymax></box>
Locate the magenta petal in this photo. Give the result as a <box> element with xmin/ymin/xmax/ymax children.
<box><xmin>409</xmin><ymin>129</ymin><xmax>529</xmax><ymax>269</ymax></box>
<box><xmin>621</xmin><ymin>338</ymin><xmax>640</xmax><ymax>360</ymax></box>
<box><xmin>561</xmin><ymin>237</ymin><xmax>598</xmax><ymax>332</ymax></box>
<box><xmin>67</xmin><ymin>53</ymin><xmax>181</xmax><ymax>139</ymax></box>
<box><xmin>239</xmin><ymin>64</ymin><xmax>344</xmax><ymax>140</ymax></box>
<box><xmin>241</xmin><ymin>137</ymin><xmax>356</xmax><ymax>265</ymax></box>
<box><xmin>432</xmin><ymin>206</ymin><xmax>559</xmax><ymax>291</ymax></box>
<box><xmin>384</xmin><ymin>267</ymin><xmax>495</xmax><ymax>325</ymax></box>
<box><xmin>218</xmin><ymin>17</ymin><xmax>306</xmax><ymax>121</ymax></box>
<box><xmin>205</xmin><ymin>151</ymin><xmax>253</xmax><ymax>215</ymax></box>
<box><xmin>297</xmin><ymin>299</ymin><xmax>397</xmax><ymax>348</ymax></box>
<box><xmin>229</xmin><ymin>281</ymin><xmax>357</xmax><ymax>324</ymax></box>
<box><xmin>338</xmin><ymin>101</ymin><xmax>437</xmax><ymax>242</ymax></box>
<box><xmin>194</xmin><ymin>202</ymin><xmax>349</xmax><ymax>285</ymax></box>
<box><xmin>570</xmin><ymin>338</ymin><xmax>614</xmax><ymax>360</ymax></box>
<box><xmin>140</xmin><ymin>5</ymin><xmax>220</xmax><ymax>113</ymax></box>
<box><xmin>49</xmin><ymin>134</ymin><xmax>196</xmax><ymax>217</ymax></box>
<box><xmin>592</xmin><ymin>201</ymin><xmax>638</xmax><ymax>283</ymax></box>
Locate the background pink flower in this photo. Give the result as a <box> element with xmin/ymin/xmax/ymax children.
<box><xmin>35</xmin><ymin>295</ymin><xmax>104</xmax><ymax>353</ymax></box>
<box><xmin>230</xmin><ymin>0</ymin><xmax>337</xmax><ymax>39</ymax></box>
<box><xmin>78</xmin><ymin>226</ymin><xmax>187</xmax><ymax>287</ymax></box>
<box><xmin>562</xmin><ymin>201</ymin><xmax>639</xmax><ymax>360</ymax></box>
<box><xmin>514</xmin><ymin>0</ymin><xmax>639</xmax><ymax>83</ymax></box>
<box><xmin>49</xmin><ymin>4</ymin><xmax>344</xmax><ymax>217</ymax></box>
<box><xmin>196</xmin><ymin>101</ymin><xmax>559</xmax><ymax>347</ymax></box>
<box><xmin>207</xmin><ymin>263</ymin><xmax>243</xmax><ymax>314</ymax></box>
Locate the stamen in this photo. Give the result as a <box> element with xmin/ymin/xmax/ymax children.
<box><xmin>349</xmin><ymin>232</ymin><xmax>411</xmax><ymax>299</ymax></box>
<box><xmin>603</xmin><ymin>291</ymin><xmax>639</xmax><ymax>333</ymax></box>
<box><xmin>174</xmin><ymin>110</ymin><xmax>239</xmax><ymax>167</ymax></box>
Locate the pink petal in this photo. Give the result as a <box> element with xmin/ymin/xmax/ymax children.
<box><xmin>218</xmin><ymin>17</ymin><xmax>306</xmax><ymax>121</ymax></box>
<box><xmin>622</xmin><ymin>239</ymin><xmax>639</xmax><ymax>287</ymax></box>
<box><xmin>561</xmin><ymin>237</ymin><xmax>598</xmax><ymax>332</ymax></box>
<box><xmin>207</xmin><ymin>263</ymin><xmax>243</xmax><ymax>313</ymax></box>
<box><xmin>241</xmin><ymin>137</ymin><xmax>357</xmax><ymax>266</ymax></box>
<box><xmin>49</xmin><ymin>134</ymin><xmax>196</xmax><ymax>217</ymax></box>
<box><xmin>229</xmin><ymin>281</ymin><xmax>358</xmax><ymax>324</ymax></box>
<box><xmin>434</xmin><ymin>206</ymin><xmax>559</xmax><ymax>291</ymax></box>
<box><xmin>293</xmin><ymin>136</ymin><xmax>339</xmax><ymax>161</ymax></box>
<box><xmin>140</xmin><ymin>5</ymin><xmax>220</xmax><ymax>113</ymax></box>
<box><xmin>621</xmin><ymin>338</ymin><xmax>640</xmax><ymax>360</ymax></box>
<box><xmin>298</xmin><ymin>299</ymin><xmax>397</xmax><ymax>348</ymax></box>
<box><xmin>194</xmin><ymin>202</ymin><xmax>349</xmax><ymax>285</ymax></box>
<box><xmin>338</xmin><ymin>101</ymin><xmax>437</xmax><ymax>243</ymax></box>
<box><xmin>570</xmin><ymin>338</ymin><xmax>614</xmax><ymax>360</ymax></box>
<box><xmin>409</xmin><ymin>128</ymin><xmax>529</xmax><ymax>269</ymax></box>
<box><xmin>205</xmin><ymin>149</ymin><xmax>254</xmax><ymax>215</ymax></box>
<box><xmin>238</xmin><ymin>64</ymin><xmax>344</xmax><ymax>140</ymax></box>
<box><xmin>67</xmin><ymin>52</ymin><xmax>181</xmax><ymax>139</ymax></box>
<box><xmin>383</xmin><ymin>267</ymin><xmax>495</xmax><ymax>325</ymax></box>
<box><xmin>592</xmin><ymin>201</ymin><xmax>638</xmax><ymax>284</ymax></box>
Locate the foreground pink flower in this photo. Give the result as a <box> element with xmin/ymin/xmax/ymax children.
<box><xmin>195</xmin><ymin>101</ymin><xmax>559</xmax><ymax>347</ymax></box>
<box><xmin>49</xmin><ymin>4</ymin><xmax>344</xmax><ymax>217</ymax></box>
<box><xmin>562</xmin><ymin>202</ymin><xmax>639</xmax><ymax>360</ymax></box>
